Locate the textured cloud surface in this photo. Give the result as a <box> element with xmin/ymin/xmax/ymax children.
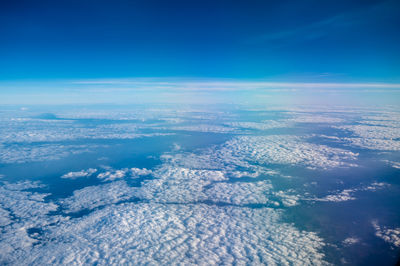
<box><xmin>333</xmin><ymin>114</ymin><xmax>400</xmax><ymax>151</ymax></box>
<box><xmin>0</xmin><ymin>181</ymin><xmax>65</xmax><ymax>262</ymax></box>
<box><xmin>223</xmin><ymin>135</ymin><xmax>358</xmax><ymax>169</ymax></box>
<box><xmin>372</xmin><ymin>221</ymin><xmax>400</xmax><ymax>248</ymax></box>
<box><xmin>15</xmin><ymin>203</ymin><xmax>327</xmax><ymax>265</ymax></box>
<box><xmin>60</xmin><ymin>181</ymin><xmax>137</xmax><ymax>213</ymax></box>
<box><xmin>61</xmin><ymin>168</ymin><xmax>97</xmax><ymax>179</ymax></box>
<box><xmin>1</xmin><ymin>106</ymin><xmax>399</xmax><ymax>264</ymax></box>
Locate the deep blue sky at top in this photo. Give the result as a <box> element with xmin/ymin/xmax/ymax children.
<box><xmin>0</xmin><ymin>0</ymin><xmax>399</xmax><ymax>82</ymax></box>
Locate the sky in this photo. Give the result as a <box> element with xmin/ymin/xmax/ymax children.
<box><xmin>0</xmin><ymin>0</ymin><xmax>400</xmax><ymax>104</ymax></box>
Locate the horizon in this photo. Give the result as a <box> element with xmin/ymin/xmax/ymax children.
<box><xmin>1</xmin><ymin>1</ymin><xmax>400</xmax><ymax>265</ymax></box>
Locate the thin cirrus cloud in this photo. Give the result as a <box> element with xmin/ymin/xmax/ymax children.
<box><xmin>1</xmin><ymin>78</ymin><xmax>400</xmax><ymax>105</ymax></box>
<box><xmin>70</xmin><ymin>79</ymin><xmax>400</xmax><ymax>91</ymax></box>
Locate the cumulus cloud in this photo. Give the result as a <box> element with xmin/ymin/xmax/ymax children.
<box><xmin>342</xmin><ymin>237</ymin><xmax>360</xmax><ymax>246</ymax></box>
<box><xmin>162</xmin><ymin>135</ymin><xmax>358</xmax><ymax>171</ymax></box>
<box><xmin>205</xmin><ymin>181</ymin><xmax>274</xmax><ymax>205</ymax></box>
<box><xmin>313</xmin><ymin>189</ymin><xmax>356</xmax><ymax>202</ymax></box>
<box><xmin>372</xmin><ymin>221</ymin><xmax>400</xmax><ymax>248</ymax></box>
<box><xmin>11</xmin><ymin>203</ymin><xmax>328</xmax><ymax>265</ymax></box>
<box><xmin>5</xmin><ymin>105</ymin><xmax>392</xmax><ymax>264</ymax></box>
<box><xmin>383</xmin><ymin>160</ymin><xmax>400</xmax><ymax>169</ymax></box>
<box><xmin>60</xmin><ymin>181</ymin><xmax>137</xmax><ymax>213</ymax></box>
<box><xmin>0</xmin><ymin>143</ymin><xmax>105</xmax><ymax>164</ymax></box>
<box><xmin>0</xmin><ymin>181</ymin><xmax>65</xmax><ymax>263</ymax></box>
<box><xmin>309</xmin><ymin>182</ymin><xmax>389</xmax><ymax>202</ymax></box>
<box><xmin>0</xmin><ymin>118</ymin><xmax>172</xmax><ymax>144</ymax></box>
<box><xmin>97</xmin><ymin>167</ymin><xmax>152</xmax><ymax>182</ymax></box>
<box><xmin>228</xmin><ymin>170</ymin><xmax>261</xmax><ymax>179</ymax></box>
<box><xmin>61</xmin><ymin>168</ymin><xmax>97</xmax><ymax>179</ymax></box>
<box><xmin>135</xmin><ymin>166</ymin><xmax>227</xmax><ymax>203</ymax></box>
<box><xmin>334</xmin><ymin>115</ymin><xmax>400</xmax><ymax>151</ymax></box>
<box><xmin>222</xmin><ymin>135</ymin><xmax>358</xmax><ymax>169</ymax></box>
<box><xmin>0</xmin><ymin>165</ymin><xmax>329</xmax><ymax>265</ymax></box>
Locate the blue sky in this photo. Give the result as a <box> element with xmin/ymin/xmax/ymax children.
<box><xmin>0</xmin><ymin>0</ymin><xmax>399</xmax><ymax>104</ymax></box>
<box><xmin>1</xmin><ymin>0</ymin><xmax>399</xmax><ymax>81</ymax></box>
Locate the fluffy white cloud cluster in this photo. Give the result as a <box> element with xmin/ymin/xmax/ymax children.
<box><xmin>125</xmin><ymin>165</ymin><xmax>298</xmax><ymax>209</ymax></box>
<box><xmin>97</xmin><ymin>167</ymin><xmax>152</xmax><ymax>181</ymax></box>
<box><xmin>334</xmin><ymin>116</ymin><xmax>400</xmax><ymax>151</ymax></box>
<box><xmin>383</xmin><ymin>160</ymin><xmax>400</xmax><ymax>169</ymax></box>
<box><xmin>0</xmin><ymin>119</ymin><xmax>142</xmax><ymax>143</ymax></box>
<box><xmin>222</xmin><ymin>135</ymin><xmax>358</xmax><ymax>169</ymax></box>
<box><xmin>60</xmin><ymin>181</ymin><xmax>137</xmax><ymax>213</ymax></box>
<box><xmin>310</xmin><ymin>182</ymin><xmax>388</xmax><ymax>202</ymax></box>
<box><xmin>0</xmin><ymin>182</ymin><xmax>58</xmax><ymax>222</ymax></box>
<box><xmin>0</xmin><ymin>143</ymin><xmax>105</xmax><ymax>164</ymax></box>
<box><xmin>338</xmin><ymin>125</ymin><xmax>400</xmax><ymax>140</ymax></box>
<box><xmin>204</xmin><ymin>181</ymin><xmax>300</xmax><ymax>207</ymax></box>
<box><xmin>135</xmin><ymin>166</ymin><xmax>227</xmax><ymax>203</ymax></box>
<box><xmin>0</xmin><ymin>116</ymin><xmax>176</xmax><ymax>165</ymax></box>
<box><xmin>204</xmin><ymin>181</ymin><xmax>274</xmax><ymax>205</ymax></box>
<box><xmin>0</xmin><ymin>114</ymin><xmax>180</xmax><ymax>142</ymax></box>
<box><xmin>372</xmin><ymin>221</ymin><xmax>400</xmax><ymax>248</ymax></box>
<box><xmin>271</xmin><ymin>189</ymin><xmax>301</xmax><ymax>207</ymax></box>
<box><xmin>162</xmin><ymin>135</ymin><xmax>358</xmax><ymax>171</ymax></box>
<box><xmin>13</xmin><ymin>203</ymin><xmax>327</xmax><ymax>265</ymax></box>
<box><xmin>342</xmin><ymin>237</ymin><xmax>360</xmax><ymax>246</ymax></box>
<box><xmin>313</xmin><ymin>189</ymin><xmax>356</xmax><ymax>202</ymax></box>
<box><xmin>0</xmin><ymin>181</ymin><xmax>65</xmax><ymax>263</ymax></box>
<box><xmin>61</xmin><ymin>168</ymin><xmax>97</xmax><ymax>179</ymax></box>
<box><xmin>0</xmin><ymin>159</ymin><xmax>330</xmax><ymax>265</ymax></box>
<box><xmin>4</xmin><ymin>107</ymin><xmax>383</xmax><ymax>264</ymax></box>
<box><xmin>228</xmin><ymin>170</ymin><xmax>262</xmax><ymax>178</ymax></box>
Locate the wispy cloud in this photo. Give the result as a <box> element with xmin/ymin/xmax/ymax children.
<box><xmin>70</xmin><ymin>78</ymin><xmax>400</xmax><ymax>91</ymax></box>
<box><xmin>72</xmin><ymin>79</ymin><xmax>400</xmax><ymax>92</ymax></box>
<box><xmin>250</xmin><ymin>1</ymin><xmax>387</xmax><ymax>44</ymax></box>
<box><xmin>1</xmin><ymin>78</ymin><xmax>399</xmax><ymax>105</ymax></box>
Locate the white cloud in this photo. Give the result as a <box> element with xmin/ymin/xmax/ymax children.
<box><xmin>97</xmin><ymin>167</ymin><xmax>152</xmax><ymax>182</ymax></box>
<box><xmin>60</xmin><ymin>181</ymin><xmax>137</xmax><ymax>213</ymax></box>
<box><xmin>0</xmin><ymin>117</ymin><xmax>175</xmax><ymax>145</ymax></box>
<box><xmin>222</xmin><ymin>135</ymin><xmax>358</xmax><ymax>169</ymax></box>
<box><xmin>382</xmin><ymin>160</ymin><xmax>400</xmax><ymax>169</ymax></box>
<box><xmin>61</xmin><ymin>168</ymin><xmax>97</xmax><ymax>179</ymax></box>
<box><xmin>336</xmin><ymin>125</ymin><xmax>400</xmax><ymax>140</ymax></box>
<box><xmin>0</xmin><ymin>181</ymin><xmax>65</xmax><ymax>262</ymax></box>
<box><xmin>162</xmin><ymin>135</ymin><xmax>358</xmax><ymax>172</ymax></box>
<box><xmin>313</xmin><ymin>189</ymin><xmax>356</xmax><ymax>202</ymax></box>
<box><xmin>343</xmin><ymin>138</ymin><xmax>400</xmax><ymax>151</ymax></box>
<box><xmin>71</xmin><ymin>78</ymin><xmax>400</xmax><ymax>90</ymax></box>
<box><xmin>286</xmin><ymin>113</ymin><xmax>344</xmax><ymax>123</ymax></box>
<box><xmin>225</xmin><ymin>121</ymin><xmax>289</xmax><ymax>130</ymax></box>
<box><xmin>309</xmin><ymin>182</ymin><xmax>389</xmax><ymax>202</ymax></box>
<box><xmin>372</xmin><ymin>221</ymin><xmax>400</xmax><ymax>248</ymax></box>
<box><xmin>334</xmin><ymin>115</ymin><xmax>400</xmax><ymax>151</ymax></box>
<box><xmin>13</xmin><ymin>203</ymin><xmax>328</xmax><ymax>265</ymax></box>
<box><xmin>0</xmin><ymin>143</ymin><xmax>106</xmax><ymax>164</ymax></box>
<box><xmin>135</xmin><ymin>166</ymin><xmax>227</xmax><ymax>203</ymax></box>
<box><xmin>228</xmin><ymin>170</ymin><xmax>261</xmax><ymax>179</ymax></box>
<box><xmin>169</xmin><ymin>124</ymin><xmax>235</xmax><ymax>133</ymax></box>
<box><xmin>342</xmin><ymin>237</ymin><xmax>360</xmax><ymax>246</ymax></box>
<box><xmin>205</xmin><ymin>181</ymin><xmax>274</xmax><ymax>205</ymax></box>
<box><xmin>130</xmin><ymin>167</ymin><xmax>153</xmax><ymax>177</ymax></box>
